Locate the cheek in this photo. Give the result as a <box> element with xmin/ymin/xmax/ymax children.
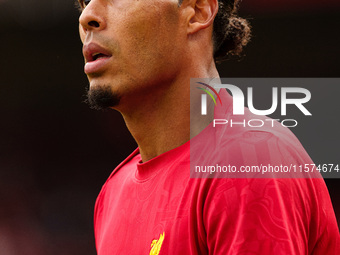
<box><xmin>121</xmin><ymin>6</ymin><xmax>180</xmax><ymax>58</ymax></box>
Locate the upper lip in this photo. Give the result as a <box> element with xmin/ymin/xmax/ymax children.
<box><xmin>83</xmin><ymin>43</ymin><xmax>112</xmax><ymax>63</ymax></box>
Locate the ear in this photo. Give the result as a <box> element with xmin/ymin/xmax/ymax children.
<box><xmin>183</xmin><ymin>0</ymin><xmax>218</xmax><ymax>35</ymax></box>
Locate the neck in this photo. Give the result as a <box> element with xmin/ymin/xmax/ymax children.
<box><xmin>119</xmin><ymin>61</ymin><xmax>219</xmax><ymax>162</ymax></box>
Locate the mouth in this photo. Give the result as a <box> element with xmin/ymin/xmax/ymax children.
<box><xmin>83</xmin><ymin>43</ymin><xmax>112</xmax><ymax>74</ymax></box>
<box><xmin>91</xmin><ymin>53</ymin><xmax>109</xmax><ymax>61</ymax></box>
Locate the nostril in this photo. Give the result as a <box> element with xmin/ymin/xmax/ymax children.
<box><xmin>88</xmin><ymin>21</ymin><xmax>100</xmax><ymax>28</ymax></box>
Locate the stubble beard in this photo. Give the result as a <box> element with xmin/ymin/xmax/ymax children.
<box><xmin>84</xmin><ymin>84</ymin><xmax>121</xmax><ymax>110</ymax></box>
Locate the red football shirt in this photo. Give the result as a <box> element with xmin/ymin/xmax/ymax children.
<box><xmin>94</xmin><ymin>89</ymin><xmax>339</xmax><ymax>254</ymax></box>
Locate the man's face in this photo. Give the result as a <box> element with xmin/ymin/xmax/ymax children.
<box><xmin>78</xmin><ymin>0</ymin><xmax>186</xmax><ymax>110</ymax></box>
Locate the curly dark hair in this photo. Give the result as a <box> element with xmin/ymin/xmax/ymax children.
<box><xmin>213</xmin><ymin>0</ymin><xmax>251</xmax><ymax>62</ymax></box>
<box><xmin>179</xmin><ymin>0</ymin><xmax>251</xmax><ymax>62</ymax></box>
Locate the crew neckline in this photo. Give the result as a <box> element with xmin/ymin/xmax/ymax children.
<box><xmin>135</xmin><ymin>140</ymin><xmax>190</xmax><ymax>181</ymax></box>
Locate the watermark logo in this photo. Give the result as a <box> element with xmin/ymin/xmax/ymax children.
<box><xmin>197</xmin><ymin>82</ymin><xmax>312</xmax><ymax>128</ymax></box>
<box><xmin>196</xmin><ymin>82</ymin><xmax>222</xmax><ymax>115</ymax></box>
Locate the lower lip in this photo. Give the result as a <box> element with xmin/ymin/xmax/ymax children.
<box><xmin>84</xmin><ymin>57</ymin><xmax>111</xmax><ymax>74</ymax></box>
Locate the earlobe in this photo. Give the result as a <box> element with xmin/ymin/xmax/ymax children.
<box><xmin>186</xmin><ymin>0</ymin><xmax>218</xmax><ymax>35</ymax></box>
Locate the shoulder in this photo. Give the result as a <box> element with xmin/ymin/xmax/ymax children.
<box><xmin>191</xmin><ymin>113</ymin><xmax>315</xmax><ymax>179</ymax></box>
<box><xmin>198</xmin><ymin>176</ymin><xmax>339</xmax><ymax>254</ymax></box>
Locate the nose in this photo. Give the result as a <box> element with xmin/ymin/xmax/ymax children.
<box><xmin>79</xmin><ymin>0</ymin><xmax>106</xmax><ymax>34</ymax></box>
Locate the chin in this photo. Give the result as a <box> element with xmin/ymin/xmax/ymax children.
<box><xmin>85</xmin><ymin>84</ymin><xmax>121</xmax><ymax>110</ymax></box>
